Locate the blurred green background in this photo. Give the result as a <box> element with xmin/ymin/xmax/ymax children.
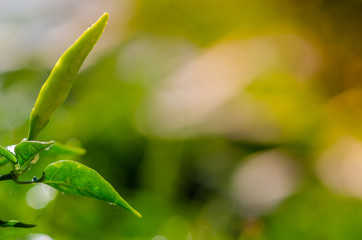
<box><xmin>1</xmin><ymin>0</ymin><xmax>362</xmax><ymax>239</ymax></box>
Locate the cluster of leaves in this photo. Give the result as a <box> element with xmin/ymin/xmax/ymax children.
<box><xmin>0</xmin><ymin>12</ymin><xmax>140</xmax><ymax>228</ymax></box>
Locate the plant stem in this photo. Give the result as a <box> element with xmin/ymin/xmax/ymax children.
<box><xmin>12</xmin><ymin>173</ymin><xmax>45</xmax><ymax>184</ymax></box>
<box><xmin>0</xmin><ymin>172</ymin><xmax>45</xmax><ymax>184</ymax></box>
<box><xmin>0</xmin><ymin>173</ymin><xmax>14</xmax><ymax>181</ymax></box>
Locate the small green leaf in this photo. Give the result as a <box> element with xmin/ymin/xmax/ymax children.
<box><xmin>43</xmin><ymin>160</ymin><xmax>141</xmax><ymax>218</ymax></box>
<box><xmin>43</xmin><ymin>141</ymin><xmax>86</xmax><ymax>158</ymax></box>
<box><xmin>0</xmin><ymin>145</ymin><xmax>16</xmax><ymax>164</ymax></box>
<box><xmin>0</xmin><ymin>219</ymin><xmax>36</xmax><ymax>228</ymax></box>
<box><xmin>14</xmin><ymin>140</ymin><xmax>54</xmax><ymax>172</ymax></box>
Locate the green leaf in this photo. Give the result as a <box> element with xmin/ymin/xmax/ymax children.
<box><xmin>0</xmin><ymin>158</ymin><xmax>9</xmax><ymax>167</ymax></box>
<box><xmin>27</xmin><ymin>12</ymin><xmax>109</xmax><ymax>140</ymax></box>
<box><xmin>14</xmin><ymin>140</ymin><xmax>54</xmax><ymax>172</ymax></box>
<box><xmin>0</xmin><ymin>219</ymin><xmax>36</xmax><ymax>228</ymax></box>
<box><xmin>0</xmin><ymin>145</ymin><xmax>16</xmax><ymax>164</ymax></box>
<box><xmin>43</xmin><ymin>160</ymin><xmax>141</xmax><ymax>218</ymax></box>
<box><xmin>43</xmin><ymin>141</ymin><xmax>86</xmax><ymax>159</ymax></box>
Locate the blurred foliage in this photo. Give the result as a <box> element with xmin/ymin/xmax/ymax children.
<box><xmin>1</xmin><ymin>0</ymin><xmax>362</xmax><ymax>239</ymax></box>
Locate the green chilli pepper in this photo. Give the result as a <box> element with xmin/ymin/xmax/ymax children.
<box><xmin>27</xmin><ymin>12</ymin><xmax>109</xmax><ymax>140</ymax></box>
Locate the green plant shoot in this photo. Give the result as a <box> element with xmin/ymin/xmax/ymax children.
<box><xmin>0</xmin><ymin>12</ymin><xmax>141</xmax><ymax>228</ymax></box>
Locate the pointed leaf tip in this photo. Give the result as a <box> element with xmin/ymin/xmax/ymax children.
<box><xmin>134</xmin><ymin>210</ymin><xmax>142</xmax><ymax>218</ymax></box>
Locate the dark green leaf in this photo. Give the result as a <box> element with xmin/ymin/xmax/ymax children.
<box><xmin>0</xmin><ymin>219</ymin><xmax>36</xmax><ymax>228</ymax></box>
<box><xmin>0</xmin><ymin>145</ymin><xmax>16</xmax><ymax>164</ymax></box>
<box><xmin>43</xmin><ymin>160</ymin><xmax>141</xmax><ymax>218</ymax></box>
<box><xmin>14</xmin><ymin>140</ymin><xmax>54</xmax><ymax>172</ymax></box>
